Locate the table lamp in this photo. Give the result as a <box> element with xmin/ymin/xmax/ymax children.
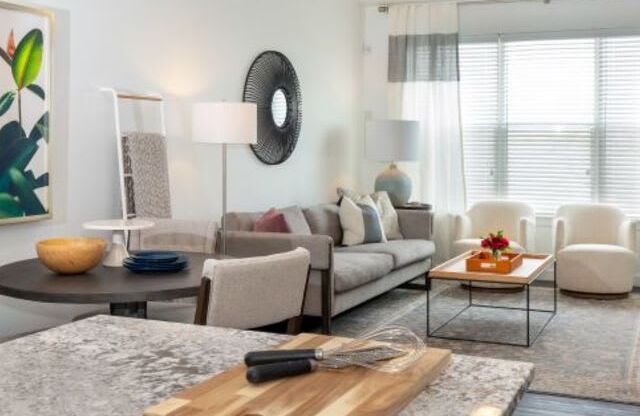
<box><xmin>192</xmin><ymin>102</ymin><xmax>257</xmax><ymax>254</ymax></box>
<box><xmin>365</xmin><ymin>119</ymin><xmax>419</xmax><ymax>206</ymax></box>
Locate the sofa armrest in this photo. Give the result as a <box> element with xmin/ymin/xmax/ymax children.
<box><xmin>224</xmin><ymin>231</ymin><xmax>333</xmax><ymax>270</ymax></box>
<box><xmin>129</xmin><ymin>218</ymin><xmax>218</xmax><ymax>254</ymax></box>
<box><xmin>618</xmin><ymin>220</ymin><xmax>637</xmax><ymax>252</ymax></box>
<box><xmin>397</xmin><ymin>209</ymin><xmax>433</xmax><ymax>240</ymax></box>
<box><xmin>519</xmin><ymin>217</ymin><xmax>536</xmax><ymax>251</ymax></box>
<box><xmin>453</xmin><ymin>214</ymin><xmax>472</xmax><ymax>241</ymax></box>
<box><xmin>553</xmin><ymin>217</ymin><xmax>566</xmax><ymax>254</ymax></box>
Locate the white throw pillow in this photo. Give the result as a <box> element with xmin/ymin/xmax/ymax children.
<box><xmin>337</xmin><ymin>188</ymin><xmax>403</xmax><ymax>240</ymax></box>
<box><xmin>370</xmin><ymin>191</ymin><xmax>403</xmax><ymax>240</ymax></box>
<box><xmin>339</xmin><ymin>196</ymin><xmax>387</xmax><ymax>246</ymax></box>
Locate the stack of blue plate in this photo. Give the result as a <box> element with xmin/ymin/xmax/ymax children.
<box><xmin>123</xmin><ymin>251</ymin><xmax>189</xmax><ymax>273</ymax></box>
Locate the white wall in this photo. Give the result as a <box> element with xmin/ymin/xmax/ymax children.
<box><xmin>361</xmin><ymin>0</ymin><xmax>640</xmax><ymax>282</ymax></box>
<box><xmin>0</xmin><ymin>0</ymin><xmax>363</xmax><ymax>337</ymax></box>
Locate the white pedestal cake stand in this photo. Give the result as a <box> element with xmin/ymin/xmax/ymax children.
<box><xmin>83</xmin><ymin>219</ymin><xmax>154</xmax><ymax>267</ymax></box>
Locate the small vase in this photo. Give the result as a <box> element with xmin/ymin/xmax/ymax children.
<box><xmin>492</xmin><ymin>250</ymin><xmax>502</xmax><ymax>261</ymax></box>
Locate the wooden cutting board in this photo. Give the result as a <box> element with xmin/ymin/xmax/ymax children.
<box><xmin>144</xmin><ymin>333</ymin><xmax>451</xmax><ymax>416</ymax></box>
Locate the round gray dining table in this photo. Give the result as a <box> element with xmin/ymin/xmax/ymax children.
<box><xmin>0</xmin><ymin>252</ymin><xmax>221</xmax><ymax>318</ymax></box>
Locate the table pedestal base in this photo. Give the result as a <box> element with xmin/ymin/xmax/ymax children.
<box><xmin>110</xmin><ymin>302</ymin><xmax>147</xmax><ymax>318</ymax></box>
<box><xmin>103</xmin><ymin>231</ymin><xmax>129</xmax><ymax>267</ymax></box>
<box><xmin>102</xmin><ymin>231</ymin><xmax>129</xmax><ymax>267</ymax></box>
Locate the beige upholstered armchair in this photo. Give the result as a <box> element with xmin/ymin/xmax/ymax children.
<box><xmin>554</xmin><ymin>203</ymin><xmax>637</xmax><ymax>297</ymax></box>
<box><xmin>453</xmin><ymin>200</ymin><xmax>536</xmax><ymax>256</ymax></box>
<box><xmin>194</xmin><ymin>248</ymin><xmax>311</xmax><ymax>333</ymax></box>
<box><xmin>129</xmin><ymin>218</ymin><xmax>218</xmax><ymax>254</ymax></box>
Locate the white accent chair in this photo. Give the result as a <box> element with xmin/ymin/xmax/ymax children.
<box><xmin>554</xmin><ymin>204</ymin><xmax>637</xmax><ymax>297</ymax></box>
<box><xmin>453</xmin><ymin>200</ymin><xmax>536</xmax><ymax>255</ymax></box>
<box><xmin>452</xmin><ymin>200</ymin><xmax>535</xmax><ymax>289</ymax></box>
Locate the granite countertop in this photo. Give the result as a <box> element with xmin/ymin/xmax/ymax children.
<box><xmin>0</xmin><ymin>316</ymin><xmax>533</xmax><ymax>415</ymax></box>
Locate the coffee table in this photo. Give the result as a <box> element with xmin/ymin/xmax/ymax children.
<box><xmin>427</xmin><ymin>251</ymin><xmax>556</xmax><ymax>347</ymax></box>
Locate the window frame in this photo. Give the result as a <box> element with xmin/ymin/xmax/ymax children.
<box><xmin>459</xmin><ymin>28</ymin><xmax>640</xmax><ymax>218</ymax></box>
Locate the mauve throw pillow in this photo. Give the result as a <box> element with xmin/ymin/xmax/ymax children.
<box><xmin>253</xmin><ymin>208</ymin><xmax>291</xmax><ymax>233</ymax></box>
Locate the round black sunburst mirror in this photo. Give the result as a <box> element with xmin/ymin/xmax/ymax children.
<box><xmin>243</xmin><ymin>51</ymin><xmax>302</xmax><ymax>165</ymax></box>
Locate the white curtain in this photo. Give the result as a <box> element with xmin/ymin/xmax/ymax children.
<box><xmin>387</xmin><ymin>2</ymin><xmax>466</xmax><ymax>263</ymax></box>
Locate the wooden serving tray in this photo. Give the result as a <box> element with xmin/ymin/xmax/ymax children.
<box><xmin>144</xmin><ymin>333</ymin><xmax>451</xmax><ymax>416</ymax></box>
<box><xmin>466</xmin><ymin>251</ymin><xmax>523</xmax><ymax>274</ymax></box>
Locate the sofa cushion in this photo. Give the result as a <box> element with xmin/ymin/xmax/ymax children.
<box><xmin>303</xmin><ymin>204</ymin><xmax>342</xmax><ymax>244</ymax></box>
<box><xmin>224</xmin><ymin>212</ymin><xmax>262</xmax><ymax>231</ymax></box>
<box><xmin>225</xmin><ymin>206</ymin><xmax>311</xmax><ymax>235</ymax></box>
<box><xmin>281</xmin><ymin>205</ymin><xmax>312</xmax><ymax>235</ymax></box>
<box><xmin>336</xmin><ymin>239</ymin><xmax>435</xmax><ymax>269</ymax></box>
<box><xmin>333</xmin><ymin>252</ymin><xmax>394</xmax><ymax>293</ymax></box>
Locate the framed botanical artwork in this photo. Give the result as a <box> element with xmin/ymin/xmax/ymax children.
<box><xmin>0</xmin><ymin>2</ymin><xmax>52</xmax><ymax>225</ymax></box>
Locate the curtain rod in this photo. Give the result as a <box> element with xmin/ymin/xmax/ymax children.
<box><xmin>377</xmin><ymin>0</ymin><xmax>550</xmax><ymax>12</ymax></box>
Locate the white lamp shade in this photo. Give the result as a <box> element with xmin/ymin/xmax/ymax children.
<box><xmin>192</xmin><ymin>102</ymin><xmax>257</xmax><ymax>144</ymax></box>
<box><xmin>365</xmin><ymin>119</ymin><xmax>419</xmax><ymax>162</ymax></box>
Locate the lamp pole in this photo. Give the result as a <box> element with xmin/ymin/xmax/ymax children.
<box><xmin>221</xmin><ymin>143</ymin><xmax>227</xmax><ymax>255</ymax></box>
<box><xmin>192</xmin><ymin>102</ymin><xmax>257</xmax><ymax>257</ymax></box>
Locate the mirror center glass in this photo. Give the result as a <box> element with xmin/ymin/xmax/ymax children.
<box><xmin>271</xmin><ymin>89</ymin><xmax>287</xmax><ymax>127</ymax></box>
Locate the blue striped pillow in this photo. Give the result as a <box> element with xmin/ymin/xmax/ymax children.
<box><xmin>339</xmin><ymin>196</ymin><xmax>387</xmax><ymax>246</ymax></box>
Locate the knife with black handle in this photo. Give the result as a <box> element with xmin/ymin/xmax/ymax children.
<box><xmin>246</xmin><ymin>359</ymin><xmax>318</xmax><ymax>384</ymax></box>
<box><xmin>244</xmin><ymin>349</ymin><xmax>323</xmax><ymax>366</ymax></box>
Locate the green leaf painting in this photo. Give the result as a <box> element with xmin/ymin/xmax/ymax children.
<box><xmin>11</xmin><ymin>29</ymin><xmax>43</xmax><ymax>90</ymax></box>
<box><xmin>0</xmin><ymin>193</ymin><xmax>23</xmax><ymax>218</ymax></box>
<box><xmin>26</xmin><ymin>83</ymin><xmax>44</xmax><ymax>99</ymax></box>
<box><xmin>0</xmin><ymin>91</ymin><xmax>15</xmax><ymax>116</ymax></box>
<box><xmin>27</xmin><ymin>84</ymin><xmax>45</xmax><ymax>100</ymax></box>
<box><xmin>8</xmin><ymin>167</ymin><xmax>45</xmax><ymax>215</ymax></box>
<box><xmin>28</xmin><ymin>111</ymin><xmax>48</xmax><ymax>142</ymax></box>
<box><xmin>0</xmin><ymin>18</ymin><xmax>49</xmax><ymax>223</ymax></box>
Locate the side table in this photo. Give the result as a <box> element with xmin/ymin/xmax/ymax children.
<box><xmin>395</xmin><ymin>202</ymin><xmax>432</xmax><ymax>211</ymax></box>
<box><xmin>83</xmin><ymin>219</ymin><xmax>154</xmax><ymax>267</ymax></box>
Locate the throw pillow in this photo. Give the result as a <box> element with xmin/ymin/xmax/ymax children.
<box><xmin>280</xmin><ymin>205</ymin><xmax>312</xmax><ymax>235</ymax></box>
<box><xmin>370</xmin><ymin>191</ymin><xmax>403</xmax><ymax>240</ymax></box>
<box><xmin>253</xmin><ymin>208</ymin><xmax>291</xmax><ymax>233</ymax></box>
<box><xmin>339</xmin><ymin>196</ymin><xmax>387</xmax><ymax>246</ymax></box>
<box><xmin>337</xmin><ymin>188</ymin><xmax>403</xmax><ymax>240</ymax></box>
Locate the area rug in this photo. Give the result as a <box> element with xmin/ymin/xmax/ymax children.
<box><xmin>330</xmin><ymin>282</ymin><xmax>640</xmax><ymax>405</ymax></box>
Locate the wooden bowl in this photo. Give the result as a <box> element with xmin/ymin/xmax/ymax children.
<box><xmin>36</xmin><ymin>237</ymin><xmax>107</xmax><ymax>274</ymax></box>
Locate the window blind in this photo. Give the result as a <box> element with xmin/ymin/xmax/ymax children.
<box><xmin>459</xmin><ymin>40</ymin><xmax>500</xmax><ymax>204</ymax></box>
<box><xmin>460</xmin><ymin>33</ymin><xmax>640</xmax><ymax>217</ymax></box>
<box><xmin>599</xmin><ymin>36</ymin><xmax>640</xmax><ymax>216</ymax></box>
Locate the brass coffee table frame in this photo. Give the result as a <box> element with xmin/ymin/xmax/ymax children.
<box><xmin>426</xmin><ymin>251</ymin><xmax>556</xmax><ymax>347</ymax></box>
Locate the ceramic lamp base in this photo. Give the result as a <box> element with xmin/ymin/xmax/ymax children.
<box><xmin>374</xmin><ymin>163</ymin><xmax>412</xmax><ymax>206</ymax></box>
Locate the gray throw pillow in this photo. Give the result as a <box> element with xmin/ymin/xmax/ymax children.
<box><xmin>280</xmin><ymin>205</ymin><xmax>312</xmax><ymax>235</ymax></box>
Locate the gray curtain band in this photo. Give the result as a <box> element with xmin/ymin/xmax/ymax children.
<box><xmin>388</xmin><ymin>33</ymin><xmax>460</xmax><ymax>82</ymax></box>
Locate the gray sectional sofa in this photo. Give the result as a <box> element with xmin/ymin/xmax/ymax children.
<box><xmin>223</xmin><ymin>204</ymin><xmax>435</xmax><ymax>334</ymax></box>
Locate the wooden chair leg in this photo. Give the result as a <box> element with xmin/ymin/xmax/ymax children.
<box><xmin>287</xmin><ymin>316</ymin><xmax>303</xmax><ymax>335</ymax></box>
<box><xmin>194</xmin><ymin>277</ymin><xmax>211</xmax><ymax>325</ymax></box>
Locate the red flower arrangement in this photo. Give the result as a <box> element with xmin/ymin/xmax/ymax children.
<box><xmin>480</xmin><ymin>230</ymin><xmax>510</xmax><ymax>260</ymax></box>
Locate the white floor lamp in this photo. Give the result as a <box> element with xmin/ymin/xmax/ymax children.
<box><xmin>192</xmin><ymin>102</ymin><xmax>257</xmax><ymax>254</ymax></box>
